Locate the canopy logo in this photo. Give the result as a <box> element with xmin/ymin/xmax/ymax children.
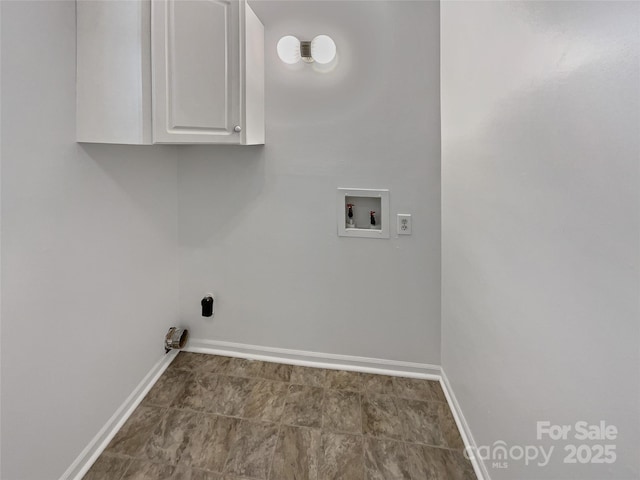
<box><xmin>464</xmin><ymin>441</ymin><xmax>554</xmax><ymax>469</ymax></box>
<box><xmin>465</xmin><ymin>421</ymin><xmax>617</xmax><ymax>470</ymax></box>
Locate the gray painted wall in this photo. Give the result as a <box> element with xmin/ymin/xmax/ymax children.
<box><xmin>178</xmin><ymin>0</ymin><xmax>442</xmax><ymax>364</ymax></box>
<box><xmin>1</xmin><ymin>1</ymin><xmax>440</xmax><ymax>477</ymax></box>
<box><xmin>441</xmin><ymin>2</ymin><xmax>640</xmax><ymax>479</ymax></box>
<box><xmin>0</xmin><ymin>2</ymin><xmax>179</xmax><ymax>478</ymax></box>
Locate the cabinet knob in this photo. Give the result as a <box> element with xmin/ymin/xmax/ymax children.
<box><xmin>234</xmin><ymin>125</ymin><xmax>242</xmax><ymax>133</ymax></box>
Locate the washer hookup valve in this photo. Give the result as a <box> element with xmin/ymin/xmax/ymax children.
<box><xmin>346</xmin><ymin>203</ymin><xmax>355</xmax><ymax>228</ymax></box>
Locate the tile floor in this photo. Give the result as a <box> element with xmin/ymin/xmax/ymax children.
<box><xmin>84</xmin><ymin>352</ymin><xmax>476</xmax><ymax>480</ymax></box>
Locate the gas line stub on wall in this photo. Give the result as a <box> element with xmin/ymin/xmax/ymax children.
<box><xmin>337</xmin><ymin>188</ymin><xmax>390</xmax><ymax>239</ymax></box>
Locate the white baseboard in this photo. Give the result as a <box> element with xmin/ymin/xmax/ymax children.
<box><xmin>185</xmin><ymin>338</ymin><xmax>442</xmax><ymax>379</ymax></box>
<box><xmin>60</xmin><ymin>341</ymin><xmax>487</xmax><ymax>480</ymax></box>
<box><xmin>59</xmin><ymin>349</ymin><xmax>179</xmax><ymax>480</ymax></box>
<box><xmin>189</xmin><ymin>340</ymin><xmax>488</xmax><ymax>479</ymax></box>
<box><xmin>440</xmin><ymin>369</ymin><xmax>491</xmax><ymax>480</ymax></box>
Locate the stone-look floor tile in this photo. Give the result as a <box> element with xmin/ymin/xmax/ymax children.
<box><xmin>226</xmin><ymin>357</ymin><xmax>264</xmax><ymax>378</ymax></box>
<box><xmin>121</xmin><ymin>460</ymin><xmax>175</xmax><ymax>480</ymax></box>
<box><xmin>281</xmin><ymin>384</ymin><xmax>324</xmax><ymax>428</ymax></box>
<box><xmin>392</xmin><ymin>377</ymin><xmax>431</xmax><ymax>401</ymax></box>
<box><xmin>203</xmin><ymin>356</ymin><xmax>233</xmax><ymax>375</ymax></box>
<box><xmin>361</xmin><ymin>374</ymin><xmax>396</xmax><ymax>396</ymax></box>
<box><xmin>89</xmin><ymin>361</ymin><xmax>469</xmax><ymax>480</ymax></box>
<box><xmin>444</xmin><ymin>450</ymin><xmax>477</xmax><ymax>480</ymax></box>
<box><xmin>325</xmin><ymin>370</ymin><xmax>362</xmax><ymax>392</ymax></box>
<box><xmin>428</xmin><ymin>381</ymin><xmax>447</xmax><ymax>403</ymax></box>
<box><xmin>361</xmin><ymin>395</ymin><xmax>403</xmax><ymax>440</ymax></box>
<box><xmin>257</xmin><ymin>362</ymin><xmax>292</xmax><ymax>382</ymax></box>
<box><xmin>143</xmin><ymin>409</ymin><xmax>201</xmax><ymax>465</ymax></box>
<box><xmin>405</xmin><ymin>444</ymin><xmax>449</xmax><ymax>479</ymax></box>
<box><xmin>224</xmin><ymin>420</ymin><xmax>279</xmax><ymax>479</ymax></box>
<box><xmin>195</xmin><ymin>355</ymin><xmax>232</xmax><ymax>375</ymax></box>
<box><xmin>243</xmin><ymin>379</ymin><xmax>289</xmax><ymax>422</ymax></box>
<box><xmin>144</xmin><ymin>410</ymin><xmax>238</xmax><ymax>472</ymax></box>
<box><xmin>271</xmin><ymin>425</ymin><xmax>321</xmax><ymax>480</ymax></box>
<box><xmin>172</xmin><ymin>466</ymin><xmax>223</xmax><ymax>480</ymax></box>
<box><xmin>170</xmin><ymin>352</ymin><xmax>209</xmax><ymax>371</ymax></box>
<box><xmin>105</xmin><ymin>406</ymin><xmax>165</xmax><ymax>457</ymax></box>
<box><xmin>363</xmin><ymin>437</ymin><xmax>411</xmax><ymax>480</ymax></box>
<box><xmin>290</xmin><ymin>365</ymin><xmax>327</xmax><ymax>387</ymax></box>
<box><xmin>319</xmin><ymin>432</ymin><xmax>364</xmax><ymax>480</ymax></box>
<box><xmin>83</xmin><ymin>453</ymin><xmax>130</xmax><ymax>480</ymax></box>
<box><xmin>173</xmin><ymin>374</ymin><xmax>254</xmax><ymax>416</ymax></box>
<box><xmin>323</xmin><ymin>390</ymin><xmax>361</xmax><ymax>434</ymax></box>
<box><xmin>185</xmin><ymin>414</ymin><xmax>239</xmax><ymax>472</ymax></box>
<box><xmin>407</xmin><ymin>447</ymin><xmax>477</xmax><ymax>480</ymax></box>
<box><xmin>207</xmin><ymin>375</ymin><xmax>254</xmax><ymax>416</ymax></box>
<box><xmin>396</xmin><ymin>398</ymin><xmax>444</xmax><ymax>446</ymax></box>
<box><xmin>169</xmin><ymin>353</ymin><xmax>230</xmax><ymax>375</ymax></box>
<box><xmin>144</xmin><ymin>368</ymin><xmax>192</xmax><ymax>407</ymax></box>
<box><xmin>437</xmin><ymin>402</ymin><xmax>465</xmax><ymax>450</ymax></box>
<box><xmin>172</xmin><ymin>373</ymin><xmax>220</xmax><ymax>411</ymax></box>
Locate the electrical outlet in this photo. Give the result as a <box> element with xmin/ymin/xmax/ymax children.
<box><xmin>397</xmin><ymin>214</ymin><xmax>412</xmax><ymax>235</ymax></box>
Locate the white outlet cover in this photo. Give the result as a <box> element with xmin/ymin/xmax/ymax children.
<box><xmin>397</xmin><ymin>214</ymin><xmax>412</xmax><ymax>235</ymax></box>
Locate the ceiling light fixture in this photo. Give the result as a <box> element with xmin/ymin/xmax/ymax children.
<box><xmin>277</xmin><ymin>35</ymin><xmax>336</xmax><ymax>65</ymax></box>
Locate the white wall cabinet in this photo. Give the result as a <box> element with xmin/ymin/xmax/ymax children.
<box><xmin>77</xmin><ymin>0</ymin><xmax>264</xmax><ymax>145</ymax></box>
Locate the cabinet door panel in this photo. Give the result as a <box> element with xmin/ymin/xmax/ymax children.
<box><xmin>153</xmin><ymin>0</ymin><xmax>240</xmax><ymax>143</ymax></box>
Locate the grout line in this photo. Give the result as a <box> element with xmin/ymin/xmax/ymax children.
<box><xmin>357</xmin><ymin>391</ymin><xmax>364</xmax><ymax>436</ymax></box>
<box><xmin>401</xmin><ymin>439</ymin><xmax>412</xmax><ymax>480</ymax></box>
<box><xmin>104</xmin><ymin>354</ymin><xmax>461</xmax><ymax>480</ymax></box>
<box><xmin>171</xmin><ymin>395</ymin><xmax>462</xmax><ymax>453</ymax></box>
<box><xmin>266</xmin><ymin>377</ymin><xmax>293</xmax><ymax>480</ymax></box>
<box><xmin>267</xmin><ymin>422</ymin><xmax>283</xmax><ymax>480</ymax></box>
<box><xmin>115</xmin><ymin>456</ymin><xmax>133</xmax><ymax>480</ymax></box>
<box><xmin>320</xmin><ymin>387</ymin><xmax>327</xmax><ymax>430</ymax></box>
<box><xmin>316</xmin><ymin>385</ymin><xmax>328</xmax><ymax>480</ymax></box>
<box><xmin>219</xmin><ymin>414</ymin><xmax>239</xmax><ymax>477</ymax></box>
<box><xmin>170</xmin><ymin>365</ymin><xmax>446</xmax><ymax>402</ymax></box>
<box><xmin>360</xmin><ymin>389</ymin><xmax>367</xmax><ymax>479</ymax></box>
<box><xmin>106</xmin><ymin>405</ymin><xmax>169</xmax><ymax>459</ymax></box>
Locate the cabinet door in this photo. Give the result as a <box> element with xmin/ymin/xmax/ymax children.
<box><xmin>152</xmin><ymin>0</ymin><xmax>241</xmax><ymax>143</ymax></box>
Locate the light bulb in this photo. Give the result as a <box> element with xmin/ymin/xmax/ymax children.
<box><xmin>277</xmin><ymin>35</ymin><xmax>301</xmax><ymax>65</ymax></box>
<box><xmin>310</xmin><ymin>35</ymin><xmax>336</xmax><ymax>64</ymax></box>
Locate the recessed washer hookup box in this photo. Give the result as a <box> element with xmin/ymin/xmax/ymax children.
<box><xmin>337</xmin><ymin>188</ymin><xmax>390</xmax><ymax>239</ymax></box>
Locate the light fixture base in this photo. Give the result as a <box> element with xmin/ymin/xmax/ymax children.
<box><xmin>277</xmin><ymin>35</ymin><xmax>336</xmax><ymax>66</ymax></box>
<box><xmin>300</xmin><ymin>41</ymin><xmax>313</xmax><ymax>63</ymax></box>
